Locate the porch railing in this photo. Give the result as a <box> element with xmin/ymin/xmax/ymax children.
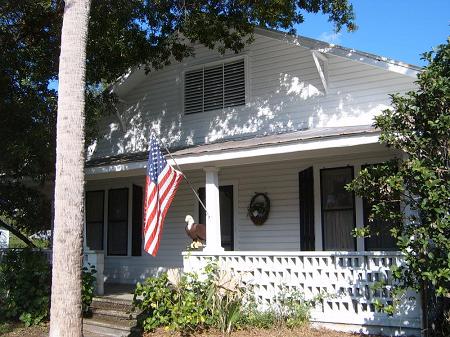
<box><xmin>182</xmin><ymin>251</ymin><xmax>421</xmax><ymax>336</ymax></box>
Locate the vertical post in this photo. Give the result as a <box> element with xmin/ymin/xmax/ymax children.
<box><xmin>84</xmin><ymin>250</ymin><xmax>104</xmax><ymax>295</ymax></box>
<box><xmin>203</xmin><ymin>167</ymin><xmax>223</xmax><ymax>252</ymax></box>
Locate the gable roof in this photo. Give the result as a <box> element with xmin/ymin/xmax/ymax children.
<box><xmin>111</xmin><ymin>28</ymin><xmax>421</xmax><ymax>97</ymax></box>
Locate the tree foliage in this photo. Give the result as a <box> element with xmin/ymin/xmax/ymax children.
<box><xmin>348</xmin><ymin>39</ymin><xmax>450</xmax><ymax>296</ymax></box>
<box><xmin>1</xmin><ymin>0</ymin><xmax>356</xmax><ymax>238</ymax></box>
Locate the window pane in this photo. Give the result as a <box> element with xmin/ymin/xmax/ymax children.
<box><xmin>321</xmin><ymin>167</ymin><xmax>355</xmax><ymax>251</ymax></box>
<box><xmin>323</xmin><ymin>210</ymin><xmax>355</xmax><ymax>250</ymax></box>
<box><xmin>86</xmin><ymin>222</ymin><xmax>103</xmax><ymax>250</ymax></box>
<box><xmin>86</xmin><ymin>191</ymin><xmax>104</xmax><ymax>222</ymax></box>
<box><xmin>86</xmin><ymin>191</ymin><xmax>104</xmax><ymax>250</ymax></box>
<box><xmin>108</xmin><ymin>221</ymin><xmax>128</xmax><ymax>255</ymax></box>
<box><xmin>108</xmin><ymin>189</ymin><xmax>128</xmax><ymax>221</ymax></box>
<box><xmin>321</xmin><ymin>168</ymin><xmax>354</xmax><ymax>210</ymax></box>
<box><xmin>364</xmin><ymin>198</ymin><xmax>398</xmax><ymax>251</ymax></box>
<box><xmin>108</xmin><ymin>188</ymin><xmax>128</xmax><ymax>256</ymax></box>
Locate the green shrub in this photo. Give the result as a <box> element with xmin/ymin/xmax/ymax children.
<box><xmin>0</xmin><ymin>249</ymin><xmax>51</xmax><ymax>326</ymax></box>
<box><xmin>134</xmin><ymin>273</ymin><xmax>174</xmax><ymax>330</ymax></box>
<box><xmin>82</xmin><ymin>264</ymin><xmax>96</xmax><ymax>313</ymax></box>
<box><xmin>238</xmin><ymin>286</ymin><xmax>314</xmax><ymax>330</ymax></box>
<box><xmin>0</xmin><ymin>249</ymin><xmax>99</xmax><ymax>325</ymax></box>
<box><xmin>134</xmin><ymin>265</ymin><xmax>314</xmax><ymax>335</ymax></box>
<box><xmin>238</xmin><ymin>298</ymin><xmax>278</xmax><ymax>329</ymax></box>
<box><xmin>133</xmin><ymin>270</ymin><xmax>212</xmax><ymax>332</ymax></box>
<box><xmin>274</xmin><ymin>287</ymin><xmax>311</xmax><ymax>328</ymax></box>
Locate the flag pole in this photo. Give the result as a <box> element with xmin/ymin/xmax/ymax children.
<box><xmin>157</xmin><ymin>136</ymin><xmax>209</xmax><ymax>217</ymax></box>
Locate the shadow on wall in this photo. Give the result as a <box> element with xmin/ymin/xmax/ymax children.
<box><xmin>87</xmin><ymin>57</ymin><xmax>390</xmax><ymax>159</ymax></box>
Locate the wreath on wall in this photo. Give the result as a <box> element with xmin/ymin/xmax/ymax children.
<box><xmin>247</xmin><ymin>193</ymin><xmax>270</xmax><ymax>225</ymax></box>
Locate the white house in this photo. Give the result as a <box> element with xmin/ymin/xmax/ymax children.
<box><xmin>84</xmin><ymin>28</ymin><xmax>422</xmax><ymax>335</ymax></box>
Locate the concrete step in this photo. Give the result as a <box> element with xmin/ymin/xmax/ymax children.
<box><xmin>91</xmin><ymin>296</ymin><xmax>134</xmax><ymax>312</ymax></box>
<box><xmin>91</xmin><ymin>307</ymin><xmax>139</xmax><ymax>320</ymax></box>
<box><xmin>83</xmin><ymin>316</ymin><xmax>141</xmax><ymax>337</ymax></box>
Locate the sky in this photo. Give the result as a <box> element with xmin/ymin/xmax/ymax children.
<box><xmin>296</xmin><ymin>0</ymin><xmax>450</xmax><ymax>66</ymax></box>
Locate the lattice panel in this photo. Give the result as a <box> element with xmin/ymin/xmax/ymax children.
<box><xmin>183</xmin><ymin>252</ymin><xmax>421</xmax><ymax>333</ymax></box>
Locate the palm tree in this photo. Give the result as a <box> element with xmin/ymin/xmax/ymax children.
<box><xmin>49</xmin><ymin>1</ymin><xmax>91</xmax><ymax>336</ymax></box>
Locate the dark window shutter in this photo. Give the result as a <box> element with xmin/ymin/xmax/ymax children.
<box><xmin>132</xmin><ymin>185</ymin><xmax>143</xmax><ymax>256</ymax></box>
<box><xmin>86</xmin><ymin>190</ymin><xmax>104</xmax><ymax>250</ymax></box>
<box><xmin>299</xmin><ymin>167</ymin><xmax>315</xmax><ymax>251</ymax></box>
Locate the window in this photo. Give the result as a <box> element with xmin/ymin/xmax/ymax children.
<box><xmin>320</xmin><ymin>167</ymin><xmax>356</xmax><ymax>251</ymax></box>
<box><xmin>198</xmin><ymin>185</ymin><xmax>234</xmax><ymax>250</ymax></box>
<box><xmin>184</xmin><ymin>59</ymin><xmax>245</xmax><ymax>114</ymax></box>
<box><xmin>107</xmin><ymin>188</ymin><xmax>128</xmax><ymax>256</ymax></box>
<box><xmin>85</xmin><ymin>191</ymin><xmax>104</xmax><ymax>250</ymax></box>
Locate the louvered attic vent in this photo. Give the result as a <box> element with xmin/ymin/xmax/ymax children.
<box><xmin>184</xmin><ymin>59</ymin><xmax>245</xmax><ymax>114</ymax></box>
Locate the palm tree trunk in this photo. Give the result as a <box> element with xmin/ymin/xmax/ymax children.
<box><xmin>49</xmin><ymin>1</ymin><xmax>91</xmax><ymax>336</ymax></box>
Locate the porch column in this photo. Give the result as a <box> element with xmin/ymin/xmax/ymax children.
<box><xmin>203</xmin><ymin>167</ymin><xmax>223</xmax><ymax>252</ymax></box>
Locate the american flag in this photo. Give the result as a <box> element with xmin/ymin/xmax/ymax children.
<box><xmin>144</xmin><ymin>136</ymin><xmax>183</xmax><ymax>256</ymax></box>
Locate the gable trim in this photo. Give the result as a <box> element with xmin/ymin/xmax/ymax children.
<box><xmin>255</xmin><ymin>27</ymin><xmax>421</xmax><ymax>78</ymax></box>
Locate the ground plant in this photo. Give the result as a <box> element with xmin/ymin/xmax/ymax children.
<box><xmin>0</xmin><ymin>249</ymin><xmax>51</xmax><ymax>326</ymax></box>
<box><xmin>0</xmin><ymin>248</ymin><xmax>97</xmax><ymax>326</ymax></box>
<box><xmin>134</xmin><ymin>270</ymin><xmax>213</xmax><ymax>332</ymax></box>
<box><xmin>134</xmin><ymin>263</ymin><xmax>314</xmax><ymax>336</ymax></box>
<box><xmin>82</xmin><ymin>264</ymin><xmax>97</xmax><ymax>314</ymax></box>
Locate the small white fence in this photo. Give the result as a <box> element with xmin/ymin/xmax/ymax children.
<box><xmin>183</xmin><ymin>251</ymin><xmax>422</xmax><ymax>336</ymax></box>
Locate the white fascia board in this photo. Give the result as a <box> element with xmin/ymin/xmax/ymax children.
<box><xmin>85</xmin><ymin>133</ymin><xmax>380</xmax><ymax>177</ymax></box>
<box><xmin>255</xmin><ymin>28</ymin><xmax>421</xmax><ymax>78</ymax></box>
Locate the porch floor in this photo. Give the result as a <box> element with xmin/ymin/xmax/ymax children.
<box><xmin>100</xmin><ymin>282</ymin><xmax>135</xmax><ymax>301</ymax></box>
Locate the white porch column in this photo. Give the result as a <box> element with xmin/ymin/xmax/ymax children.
<box><xmin>203</xmin><ymin>167</ymin><xmax>223</xmax><ymax>252</ymax></box>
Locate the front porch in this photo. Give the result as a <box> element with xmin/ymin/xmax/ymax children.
<box><xmin>84</xmin><ymin>128</ymin><xmax>421</xmax><ymax>335</ymax></box>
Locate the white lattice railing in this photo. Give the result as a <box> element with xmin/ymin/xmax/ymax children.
<box><xmin>182</xmin><ymin>251</ymin><xmax>421</xmax><ymax>336</ymax></box>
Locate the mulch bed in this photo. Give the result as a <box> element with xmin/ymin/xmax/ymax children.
<box><xmin>1</xmin><ymin>322</ymin><xmax>49</xmax><ymax>337</ymax></box>
<box><xmin>143</xmin><ymin>326</ymin><xmax>378</xmax><ymax>337</ymax></box>
<box><xmin>1</xmin><ymin>322</ymin><xmax>380</xmax><ymax>337</ymax></box>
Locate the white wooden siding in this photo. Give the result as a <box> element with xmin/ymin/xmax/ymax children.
<box><xmin>89</xmin><ymin>150</ymin><xmax>394</xmax><ymax>283</ymax></box>
<box><xmin>87</xmin><ymin>34</ymin><xmax>416</xmax><ymax>160</ymax></box>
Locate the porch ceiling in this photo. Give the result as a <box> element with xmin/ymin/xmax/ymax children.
<box><xmin>85</xmin><ymin>125</ymin><xmax>387</xmax><ymax>179</ymax></box>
